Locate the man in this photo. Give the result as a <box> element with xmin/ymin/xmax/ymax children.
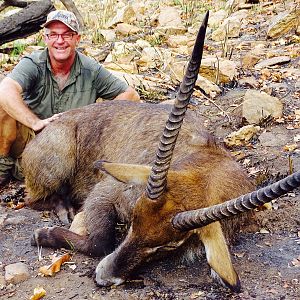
<box><xmin>0</xmin><ymin>10</ymin><xmax>140</xmax><ymax>186</ymax></box>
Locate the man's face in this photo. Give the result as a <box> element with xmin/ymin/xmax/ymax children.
<box><xmin>44</xmin><ymin>21</ymin><xmax>80</xmax><ymax>64</ymax></box>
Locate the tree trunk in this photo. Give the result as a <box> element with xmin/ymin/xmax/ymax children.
<box><xmin>0</xmin><ymin>0</ymin><xmax>54</xmax><ymax>46</ymax></box>
<box><xmin>0</xmin><ymin>0</ymin><xmax>29</xmax><ymax>13</ymax></box>
<box><xmin>60</xmin><ymin>0</ymin><xmax>85</xmax><ymax>30</ymax></box>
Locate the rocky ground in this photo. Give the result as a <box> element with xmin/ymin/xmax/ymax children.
<box><xmin>0</xmin><ymin>0</ymin><xmax>300</xmax><ymax>299</ymax></box>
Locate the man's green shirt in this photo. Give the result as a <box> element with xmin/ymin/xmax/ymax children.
<box><xmin>7</xmin><ymin>49</ymin><xmax>128</xmax><ymax>119</ymax></box>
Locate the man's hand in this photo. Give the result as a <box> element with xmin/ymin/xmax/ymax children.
<box><xmin>32</xmin><ymin>113</ymin><xmax>63</xmax><ymax>132</ymax></box>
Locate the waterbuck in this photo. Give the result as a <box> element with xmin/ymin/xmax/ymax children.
<box><xmin>23</xmin><ymin>12</ymin><xmax>300</xmax><ymax>292</ymax></box>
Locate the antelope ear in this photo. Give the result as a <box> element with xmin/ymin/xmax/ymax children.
<box><xmin>94</xmin><ymin>160</ymin><xmax>151</xmax><ymax>185</ymax></box>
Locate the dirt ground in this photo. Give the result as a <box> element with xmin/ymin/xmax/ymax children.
<box><xmin>0</xmin><ymin>85</ymin><xmax>299</xmax><ymax>300</ymax></box>
<box><xmin>0</xmin><ymin>197</ymin><xmax>299</xmax><ymax>300</ymax></box>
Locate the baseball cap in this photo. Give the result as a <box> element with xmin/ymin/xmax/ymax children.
<box><xmin>43</xmin><ymin>10</ymin><xmax>80</xmax><ymax>33</ymax></box>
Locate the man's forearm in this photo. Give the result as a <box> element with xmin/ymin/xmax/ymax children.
<box><xmin>114</xmin><ymin>86</ymin><xmax>140</xmax><ymax>102</ymax></box>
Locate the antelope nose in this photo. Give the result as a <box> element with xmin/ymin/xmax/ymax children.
<box><xmin>95</xmin><ymin>254</ymin><xmax>125</xmax><ymax>286</ymax></box>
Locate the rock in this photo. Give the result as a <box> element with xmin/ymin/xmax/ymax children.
<box><xmin>255</xmin><ymin>56</ymin><xmax>291</xmax><ymax>69</ymax></box>
<box><xmin>208</xmin><ymin>10</ymin><xmax>227</xmax><ymax>28</ymax></box>
<box><xmin>105</xmin><ymin>4</ymin><xmax>136</xmax><ymax>28</ymax></box>
<box><xmin>69</xmin><ymin>211</ymin><xmax>88</xmax><ymax>236</ymax></box>
<box><xmin>99</xmin><ymin>29</ymin><xmax>116</xmax><ymax>42</ymax></box>
<box><xmin>137</xmin><ymin>47</ymin><xmax>160</xmax><ymax>69</ymax></box>
<box><xmin>242</xmin><ymin>53</ymin><xmax>260</xmax><ymax>68</ymax></box>
<box><xmin>158</xmin><ymin>6</ymin><xmax>182</xmax><ymax>27</ymax></box>
<box><xmin>251</xmin><ymin>43</ymin><xmax>267</xmax><ymax>56</ymax></box>
<box><xmin>166</xmin><ymin>35</ymin><xmax>190</xmax><ymax>48</ymax></box>
<box><xmin>0</xmin><ymin>213</ymin><xmax>8</xmax><ymax>227</ymax></box>
<box><xmin>116</xmin><ymin>23</ymin><xmax>141</xmax><ymax>35</ymax></box>
<box><xmin>109</xmin><ymin>70</ymin><xmax>165</xmax><ymax>93</ymax></box>
<box><xmin>154</xmin><ymin>26</ymin><xmax>187</xmax><ymax>36</ymax></box>
<box><xmin>267</xmin><ymin>9</ymin><xmax>300</xmax><ymax>39</ymax></box>
<box><xmin>105</xmin><ymin>42</ymin><xmax>136</xmax><ymax>65</ymax></box>
<box><xmin>135</xmin><ymin>39</ymin><xmax>152</xmax><ymax>49</ymax></box>
<box><xmin>242</xmin><ymin>90</ymin><xmax>283</xmax><ymax>124</ymax></box>
<box><xmin>238</xmin><ymin>76</ymin><xmax>259</xmax><ymax>88</ymax></box>
<box><xmin>168</xmin><ymin>60</ymin><xmax>187</xmax><ymax>82</ymax></box>
<box><xmin>224</xmin><ymin>125</ymin><xmax>260</xmax><ymax>147</ymax></box>
<box><xmin>231</xmin><ymin>9</ymin><xmax>249</xmax><ymax>20</ymax></box>
<box><xmin>259</xmin><ymin>131</ymin><xmax>289</xmax><ymax>147</ymax></box>
<box><xmin>211</xmin><ymin>9</ymin><xmax>248</xmax><ymax>41</ymax></box>
<box><xmin>5</xmin><ymin>262</ymin><xmax>30</xmax><ymax>284</ymax></box>
<box><xmin>0</xmin><ymin>274</ymin><xmax>6</xmax><ymax>288</ymax></box>
<box><xmin>84</xmin><ymin>46</ymin><xmax>109</xmax><ymax>61</ymax></box>
<box><xmin>4</xmin><ymin>216</ymin><xmax>27</xmax><ymax>226</ymax></box>
<box><xmin>211</xmin><ymin>16</ymin><xmax>241</xmax><ymax>41</ymax></box>
<box><xmin>196</xmin><ymin>75</ymin><xmax>221</xmax><ymax>98</ymax></box>
<box><xmin>200</xmin><ymin>56</ymin><xmax>237</xmax><ymax>84</ymax></box>
<box><xmin>103</xmin><ymin>62</ymin><xmax>138</xmax><ymax>74</ymax></box>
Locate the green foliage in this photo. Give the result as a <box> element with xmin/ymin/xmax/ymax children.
<box><xmin>145</xmin><ymin>33</ymin><xmax>166</xmax><ymax>47</ymax></box>
<box><xmin>10</xmin><ymin>41</ymin><xmax>27</xmax><ymax>58</ymax></box>
<box><xmin>173</xmin><ymin>0</ymin><xmax>213</xmax><ymax>27</ymax></box>
<box><xmin>91</xmin><ymin>30</ymin><xmax>106</xmax><ymax>45</ymax></box>
<box><xmin>34</xmin><ymin>32</ymin><xmax>46</xmax><ymax>47</ymax></box>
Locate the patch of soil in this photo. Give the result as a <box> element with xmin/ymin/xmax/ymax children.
<box><xmin>0</xmin><ymin>190</ymin><xmax>299</xmax><ymax>300</ymax></box>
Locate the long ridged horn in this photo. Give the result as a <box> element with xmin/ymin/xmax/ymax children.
<box><xmin>146</xmin><ymin>11</ymin><xmax>209</xmax><ymax>200</ymax></box>
<box><xmin>172</xmin><ymin>170</ymin><xmax>300</xmax><ymax>231</ymax></box>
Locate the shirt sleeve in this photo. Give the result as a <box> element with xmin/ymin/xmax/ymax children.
<box><xmin>7</xmin><ymin>57</ymin><xmax>39</xmax><ymax>92</ymax></box>
<box><xmin>94</xmin><ymin>64</ymin><xmax>128</xmax><ymax>100</ymax></box>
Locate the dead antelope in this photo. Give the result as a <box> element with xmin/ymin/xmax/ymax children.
<box><xmin>23</xmin><ymin>12</ymin><xmax>300</xmax><ymax>292</ymax></box>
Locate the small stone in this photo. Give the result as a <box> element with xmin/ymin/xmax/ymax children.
<box><xmin>259</xmin><ymin>132</ymin><xmax>289</xmax><ymax>147</ymax></box>
<box><xmin>267</xmin><ymin>9</ymin><xmax>300</xmax><ymax>39</ymax></box>
<box><xmin>255</xmin><ymin>56</ymin><xmax>291</xmax><ymax>69</ymax></box>
<box><xmin>105</xmin><ymin>4</ymin><xmax>136</xmax><ymax>28</ymax></box>
<box><xmin>0</xmin><ymin>274</ymin><xmax>6</xmax><ymax>288</ymax></box>
<box><xmin>224</xmin><ymin>125</ymin><xmax>260</xmax><ymax>147</ymax></box>
<box><xmin>242</xmin><ymin>53</ymin><xmax>260</xmax><ymax>68</ymax></box>
<box><xmin>242</xmin><ymin>90</ymin><xmax>283</xmax><ymax>124</ymax></box>
<box><xmin>196</xmin><ymin>75</ymin><xmax>221</xmax><ymax>98</ymax></box>
<box><xmin>5</xmin><ymin>262</ymin><xmax>30</xmax><ymax>284</ymax></box>
<box><xmin>200</xmin><ymin>56</ymin><xmax>237</xmax><ymax>84</ymax></box>
<box><xmin>158</xmin><ymin>6</ymin><xmax>182</xmax><ymax>27</ymax></box>
<box><xmin>4</xmin><ymin>216</ymin><xmax>27</xmax><ymax>226</ymax></box>
<box><xmin>116</xmin><ymin>23</ymin><xmax>141</xmax><ymax>35</ymax></box>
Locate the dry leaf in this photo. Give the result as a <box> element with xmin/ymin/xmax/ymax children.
<box><xmin>295</xmin><ymin>109</ymin><xmax>300</xmax><ymax>120</ymax></box>
<box><xmin>14</xmin><ymin>202</ymin><xmax>25</xmax><ymax>210</ymax></box>
<box><xmin>262</xmin><ymin>202</ymin><xmax>272</xmax><ymax>210</ymax></box>
<box><xmin>234</xmin><ymin>252</ymin><xmax>245</xmax><ymax>258</ymax></box>
<box><xmin>190</xmin><ymin>291</ymin><xmax>205</xmax><ymax>299</ymax></box>
<box><xmin>39</xmin><ymin>253</ymin><xmax>71</xmax><ymax>276</ymax></box>
<box><xmin>294</xmin><ymin>135</ymin><xmax>300</xmax><ymax>142</ymax></box>
<box><xmin>283</xmin><ymin>144</ymin><xmax>298</xmax><ymax>151</ymax></box>
<box><xmin>291</xmin><ymin>256</ymin><xmax>300</xmax><ymax>267</ymax></box>
<box><xmin>30</xmin><ymin>287</ymin><xmax>46</xmax><ymax>300</ymax></box>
